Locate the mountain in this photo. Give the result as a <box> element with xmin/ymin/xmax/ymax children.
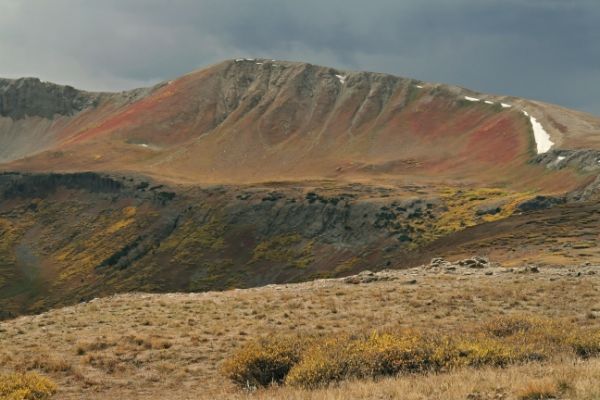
<box><xmin>3</xmin><ymin>59</ymin><xmax>600</xmax><ymax>187</ymax></box>
<box><xmin>2</xmin><ymin>59</ymin><xmax>600</xmax><ymax>318</ymax></box>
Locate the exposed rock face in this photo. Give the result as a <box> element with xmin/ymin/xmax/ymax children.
<box><xmin>533</xmin><ymin>149</ymin><xmax>600</xmax><ymax>173</ymax></box>
<box><xmin>0</xmin><ymin>172</ymin><xmax>445</xmax><ymax>317</ymax></box>
<box><xmin>0</xmin><ymin>172</ymin><xmax>124</xmax><ymax>198</ymax></box>
<box><xmin>517</xmin><ymin>195</ymin><xmax>566</xmax><ymax>212</ymax></box>
<box><xmin>0</xmin><ymin>77</ymin><xmax>99</xmax><ymax>119</ymax></box>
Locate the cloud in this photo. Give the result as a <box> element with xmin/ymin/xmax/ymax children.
<box><xmin>0</xmin><ymin>0</ymin><xmax>598</xmax><ymax>115</ymax></box>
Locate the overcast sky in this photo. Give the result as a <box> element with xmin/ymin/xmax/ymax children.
<box><xmin>1</xmin><ymin>0</ymin><xmax>598</xmax><ymax>115</ymax></box>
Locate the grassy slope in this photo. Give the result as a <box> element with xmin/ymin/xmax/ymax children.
<box><xmin>0</xmin><ymin>263</ymin><xmax>598</xmax><ymax>399</ymax></box>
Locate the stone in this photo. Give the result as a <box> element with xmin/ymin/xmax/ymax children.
<box><xmin>458</xmin><ymin>257</ymin><xmax>488</xmax><ymax>268</ymax></box>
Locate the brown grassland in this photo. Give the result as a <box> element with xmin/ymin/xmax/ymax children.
<box><xmin>1</xmin><ymin>262</ymin><xmax>599</xmax><ymax>399</ymax></box>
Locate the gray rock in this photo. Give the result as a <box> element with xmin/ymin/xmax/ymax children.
<box><xmin>430</xmin><ymin>257</ymin><xmax>446</xmax><ymax>266</ymax></box>
<box><xmin>458</xmin><ymin>257</ymin><xmax>489</xmax><ymax>268</ymax></box>
<box><xmin>0</xmin><ymin>77</ymin><xmax>99</xmax><ymax>119</ymax></box>
<box><xmin>475</xmin><ymin>203</ymin><xmax>502</xmax><ymax>216</ymax></box>
<box><xmin>343</xmin><ymin>270</ymin><xmax>396</xmax><ymax>284</ymax></box>
<box><xmin>517</xmin><ymin>196</ymin><xmax>565</xmax><ymax>212</ymax></box>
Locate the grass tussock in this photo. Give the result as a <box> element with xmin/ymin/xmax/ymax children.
<box><xmin>0</xmin><ymin>372</ymin><xmax>57</xmax><ymax>400</ymax></box>
<box><xmin>515</xmin><ymin>379</ymin><xmax>560</xmax><ymax>400</ymax></box>
<box><xmin>222</xmin><ymin>316</ymin><xmax>600</xmax><ymax>389</ymax></box>
<box><xmin>22</xmin><ymin>355</ymin><xmax>72</xmax><ymax>374</ymax></box>
<box><xmin>567</xmin><ymin>330</ymin><xmax>600</xmax><ymax>358</ymax></box>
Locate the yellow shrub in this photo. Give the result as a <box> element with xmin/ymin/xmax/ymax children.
<box><xmin>286</xmin><ymin>332</ymin><xmax>436</xmax><ymax>388</ymax></box>
<box><xmin>452</xmin><ymin>336</ymin><xmax>542</xmax><ymax>368</ymax></box>
<box><xmin>223</xmin><ymin>317</ymin><xmax>600</xmax><ymax>389</ymax></box>
<box><xmin>0</xmin><ymin>372</ymin><xmax>57</xmax><ymax>400</ymax></box>
<box><xmin>221</xmin><ymin>336</ymin><xmax>310</xmax><ymax>388</ymax></box>
<box><xmin>284</xmin><ymin>335</ymin><xmax>365</xmax><ymax>388</ymax></box>
<box><xmin>363</xmin><ymin>332</ymin><xmax>435</xmax><ymax>375</ymax></box>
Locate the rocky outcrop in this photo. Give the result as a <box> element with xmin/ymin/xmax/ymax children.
<box><xmin>517</xmin><ymin>195</ymin><xmax>566</xmax><ymax>212</ymax></box>
<box><xmin>0</xmin><ymin>77</ymin><xmax>101</xmax><ymax>119</ymax></box>
<box><xmin>428</xmin><ymin>256</ymin><xmax>491</xmax><ymax>270</ymax></box>
<box><xmin>341</xmin><ymin>256</ymin><xmax>497</xmax><ymax>284</ymax></box>
<box><xmin>533</xmin><ymin>149</ymin><xmax>600</xmax><ymax>173</ymax></box>
<box><xmin>0</xmin><ymin>172</ymin><xmax>124</xmax><ymax>198</ymax></box>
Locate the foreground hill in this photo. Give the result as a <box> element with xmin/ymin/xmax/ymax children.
<box><xmin>2</xmin><ymin>60</ymin><xmax>600</xmax><ymax>317</ymax></box>
<box><xmin>1</xmin><ymin>261</ymin><xmax>599</xmax><ymax>399</ymax></box>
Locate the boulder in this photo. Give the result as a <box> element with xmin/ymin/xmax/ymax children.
<box><xmin>458</xmin><ymin>257</ymin><xmax>489</xmax><ymax>268</ymax></box>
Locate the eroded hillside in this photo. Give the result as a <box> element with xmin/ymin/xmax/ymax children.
<box><xmin>2</xmin><ymin>169</ymin><xmax>600</xmax><ymax>318</ymax></box>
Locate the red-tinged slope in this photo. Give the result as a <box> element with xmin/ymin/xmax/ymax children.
<box><xmin>1</xmin><ymin>59</ymin><xmax>599</xmax><ymax>193</ymax></box>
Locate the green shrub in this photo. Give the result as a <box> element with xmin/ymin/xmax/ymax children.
<box><xmin>0</xmin><ymin>372</ymin><xmax>57</xmax><ymax>400</ymax></box>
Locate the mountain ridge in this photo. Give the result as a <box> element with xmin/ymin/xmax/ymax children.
<box><xmin>3</xmin><ymin>58</ymin><xmax>599</xmax><ymax>191</ymax></box>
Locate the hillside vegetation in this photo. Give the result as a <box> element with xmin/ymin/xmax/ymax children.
<box><xmin>1</xmin><ymin>260</ymin><xmax>599</xmax><ymax>399</ymax></box>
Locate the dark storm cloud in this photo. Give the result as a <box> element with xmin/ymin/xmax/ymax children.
<box><xmin>0</xmin><ymin>0</ymin><xmax>598</xmax><ymax>115</ymax></box>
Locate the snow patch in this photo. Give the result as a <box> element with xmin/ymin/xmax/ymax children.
<box><xmin>235</xmin><ymin>58</ymin><xmax>244</xmax><ymax>62</ymax></box>
<box><xmin>501</xmin><ymin>103</ymin><xmax>512</xmax><ymax>108</ymax></box>
<box><xmin>464</xmin><ymin>96</ymin><xmax>480</xmax><ymax>102</ymax></box>
<box><xmin>484</xmin><ymin>100</ymin><xmax>494</xmax><ymax>105</ymax></box>
<box><xmin>335</xmin><ymin>74</ymin><xmax>347</xmax><ymax>84</ymax></box>
<box><xmin>523</xmin><ymin>111</ymin><xmax>554</xmax><ymax>154</ymax></box>
<box><xmin>416</xmin><ymin>85</ymin><xmax>423</xmax><ymax>89</ymax></box>
<box><xmin>557</xmin><ymin>156</ymin><xmax>566</xmax><ymax>162</ymax></box>
<box><xmin>139</xmin><ymin>144</ymin><xmax>149</xmax><ymax>148</ymax></box>
<box><xmin>256</xmin><ymin>62</ymin><xmax>263</xmax><ymax>65</ymax></box>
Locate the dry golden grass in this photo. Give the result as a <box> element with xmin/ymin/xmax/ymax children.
<box><xmin>235</xmin><ymin>360</ymin><xmax>600</xmax><ymax>400</ymax></box>
<box><xmin>0</xmin><ymin>264</ymin><xmax>599</xmax><ymax>399</ymax></box>
<box><xmin>515</xmin><ymin>378</ymin><xmax>560</xmax><ymax>400</ymax></box>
